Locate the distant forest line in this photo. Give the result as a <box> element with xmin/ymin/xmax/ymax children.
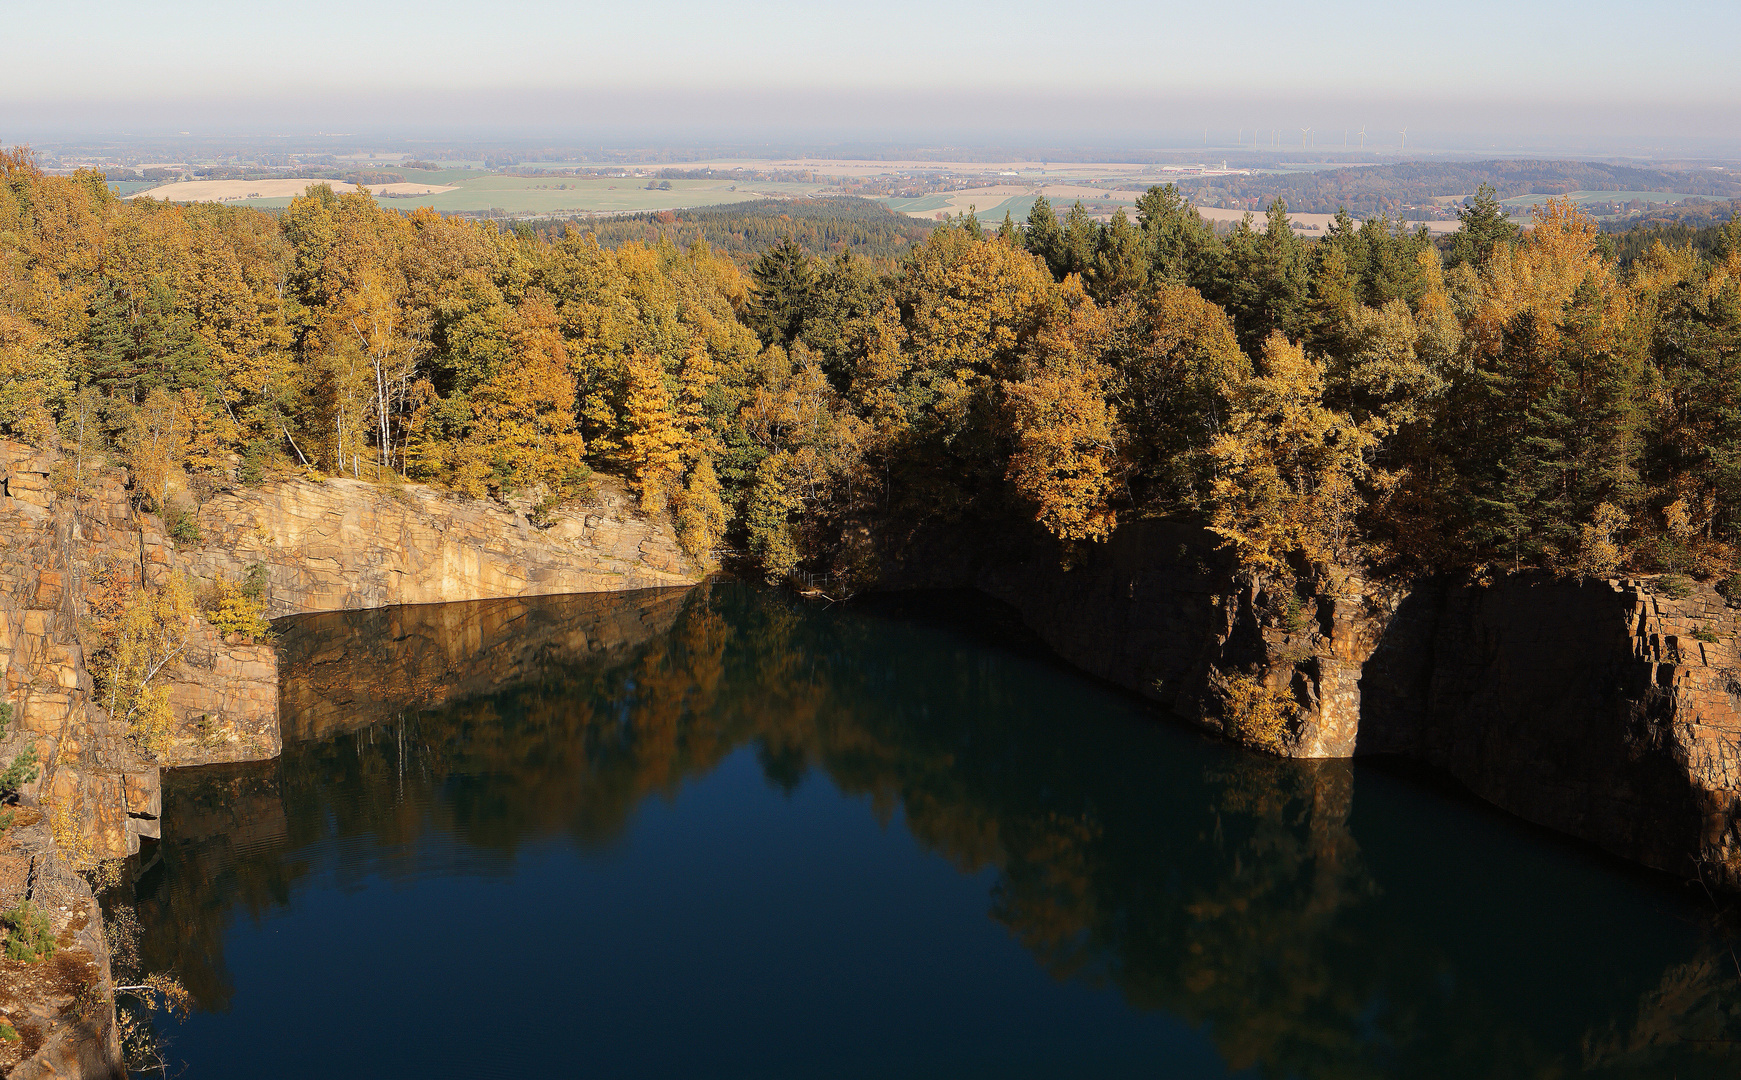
<box><xmin>522</xmin><ymin>194</ymin><xmax>1729</xmax><ymax>270</ymax></box>
<box><xmin>519</xmin><ymin>198</ymin><xmax>935</xmax><ymax>264</ymax></box>
<box><xmin>1173</xmin><ymin>160</ymin><xmax>1741</xmax><ymax>217</ymax></box>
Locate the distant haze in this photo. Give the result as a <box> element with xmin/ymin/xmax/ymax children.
<box><xmin>5</xmin><ymin>0</ymin><xmax>1739</xmax><ymax>155</ymax></box>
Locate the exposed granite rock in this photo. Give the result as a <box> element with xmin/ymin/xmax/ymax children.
<box><xmin>180</xmin><ymin>474</ymin><xmax>697</xmax><ymax>618</ymax></box>
<box><xmin>1</xmin><ymin>442</ymin><xmax>703</xmax><ymax>859</ymax></box>
<box><xmin>0</xmin><ymin>808</ymin><xmax>123</xmax><ymax>1080</ymax></box>
<box><xmin>1360</xmin><ymin>575</ymin><xmax>1741</xmax><ymax>890</ymax></box>
<box><xmin>0</xmin><ymin>443</ymin><xmax>160</xmax><ymax>863</ymax></box>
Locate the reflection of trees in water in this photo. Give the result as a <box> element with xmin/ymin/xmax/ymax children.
<box><xmin>128</xmin><ymin>583</ymin><xmax>1741</xmax><ymax>1077</ymax></box>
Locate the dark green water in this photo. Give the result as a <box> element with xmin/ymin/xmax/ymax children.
<box><xmin>118</xmin><ymin>583</ymin><xmax>1741</xmax><ymax>1077</ymax></box>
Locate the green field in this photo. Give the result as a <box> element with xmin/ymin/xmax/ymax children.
<box><xmin>880</xmin><ymin>195</ymin><xmax>952</xmax><ymax>213</ymax></box>
<box><xmin>224</xmin><ymin>174</ymin><xmax>827</xmax><ymax>216</ymax></box>
<box><xmin>970</xmin><ymin>195</ymin><xmax>1040</xmax><ymax>222</ymax></box>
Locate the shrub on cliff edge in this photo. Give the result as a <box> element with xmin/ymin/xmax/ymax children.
<box><xmin>1</xmin><ymin>900</ymin><xmax>56</xmax><ymax>962</ymax></box>
<box><xmin>0</xmin><ymin>699</ymin><xmax>41</xmax><ymax>803</ymax></box>
<box><xmin>1212</xmin><ymin>672</ymin><xmax>1299</xmax><ymax>754</ymax></box>
<box><xmin>200</xmin><ymin>575</ymin><xmax>272</xmax><ymax>641</ymax></box>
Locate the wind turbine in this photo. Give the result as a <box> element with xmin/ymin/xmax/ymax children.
<box><xmin>1398</xmin><ymin>127</ymin><xmax>1408</xmax><ymax>151</ymax></box>
<box><xmin>1300</xmin><ymin>128</ymin><xmax>1312</xmax><ymax>148</ymax></box>
<box><xmin>1358</xmin><ymin>126</ymin><xmax>1366</xmax><ymax>149</ymax></box>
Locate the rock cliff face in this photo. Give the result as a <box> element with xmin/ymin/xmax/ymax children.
<box><xmin>0</xmin><ymin>809</ymin><xmax>121</xmax><ymax>1080</ymax></box>
<box><xmin>0</xmin><ymin>442</ymin><xmax>164</xmax><ymax>861</ymax></box>
<box><xmin>1359</xmin><ymin>576</ymin><xmax>1741</xmax><ymax>891</ymax></box>
<box><xmin>0</xmin><ymin>440</ymin><xmax>701</xmax><ymax>1078</ymax></box>
<box><xmin>881</xmin><ymin>518</ymin><xmax>1741</xmax><ymax>890</ymax></box>
<box><xmin>181</xmin><ymin>474</ymin><xmax>696</xmax><ymax>618</ymax></box>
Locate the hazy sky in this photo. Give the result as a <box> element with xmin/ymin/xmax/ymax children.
<box><xmin>7</xmin><ymin>0</ymin><xmax>1739</xmax><ymax>148</ymax></box>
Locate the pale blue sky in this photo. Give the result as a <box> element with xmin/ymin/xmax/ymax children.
<box><xmin>7</xmin><ymin>0</ymin><xmax>1739</xmax><ymax>146</ymax></box>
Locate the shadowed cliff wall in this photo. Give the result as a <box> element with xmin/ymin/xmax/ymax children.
<box><xmin>879</xmin><ymin>518</ymin><xmax>1741</xmax><ymax>889</ymax></box>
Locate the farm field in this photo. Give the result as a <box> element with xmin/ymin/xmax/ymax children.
<box><xmin>881</xmin><ymin>184</ymin><xmax>1147</xmax><ymax>222</ymax></box>
<box><xmin>130</xmin><ymin>178</ymin><xmax>456</xmax><ymax>203</ymax></box>
<box><xmin>880</xmin><ymin>186</ymin><xmax>1455</xmax><ymax>234</ymax></box>
<box><xmin>131</xmin><ymin>172</ymin><xmax>830</xmax><ymax>215</ymax></box>
<box><xmin>698</xmin><ymin>157</ymin><xmax>1172</xmax><ymax>179</ymax></box>
<box><xmin>1500</xmin><ymin>189</ymin><xmax>1689</xmax><ymax>208</ymax></box>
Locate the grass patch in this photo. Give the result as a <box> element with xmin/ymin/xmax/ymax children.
<box><xmin>1655</xmin><ymin>573</ymin><xmax>1694</xmax><ymax>600</ymax></box>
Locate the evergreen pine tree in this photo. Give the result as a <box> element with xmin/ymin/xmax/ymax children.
<box><xmin>1450</xmin><ymin>183</ymin><xmax>1519</xmax><ymax>268</ymax></box>
<box><xmin>1088</xmin><ymin>209</ymin><xmax>1147</xmax><ymax>302</ymax></box>
<box><xmin>1024</xmin><ymin>196</ymin><xmax>1066</xmax><ymax>278</ymax></box>
<box><xmin>747</xmin><ymin>235</ymin><xmax>815</xmax><ymax>346</ymax></box>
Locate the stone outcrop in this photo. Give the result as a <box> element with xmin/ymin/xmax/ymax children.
<box><xmin>880</xmin><ymin>517</ymin><xmax>1741</xmax><ymax>890</ymax></box>
<box><xmin>0</xmin><ymin>443</ymin><xmax>163</xmax><ymax>862</ymax></box>
<box><xmin>0</xmin><ymin>809</ymin><xmax>123</xmax><ymax>1080</ymax></box>
<box><xmin>180</xmin><ymin>475</ymin><xmax>696</xmax><ymax>618</ymax></box>
<box><xmin>1359</xmin><ymin>575</ymin><xmax>1741</xmax><ymax>890</ymax></box>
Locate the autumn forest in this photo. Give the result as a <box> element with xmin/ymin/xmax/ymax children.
<box><xmin>6</xmin><ymin>144</ymin><xmax>1741</xmax><ymax>592</ymax></box>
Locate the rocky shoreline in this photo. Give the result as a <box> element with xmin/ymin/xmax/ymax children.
<box><xmin>0</xmin><ymin>441</ymin><xmax>702</xmax><ymax>1078</ymax></box>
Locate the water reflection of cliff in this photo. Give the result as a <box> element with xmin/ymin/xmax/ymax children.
<box><xmin>132</xmin><ymin>584</ymin><xmax>1741</xmax><ymax>1078</ymax></box>
<box><xmin>274</xmin><ymin>587</ymin><xmax>695</xmax><ymax>741</ymax></box>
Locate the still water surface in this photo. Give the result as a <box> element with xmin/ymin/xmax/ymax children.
<box><xmin>123</xmin><ymin>583</ymin><xmax>1740</xmax><ymax>1077</ymax></box>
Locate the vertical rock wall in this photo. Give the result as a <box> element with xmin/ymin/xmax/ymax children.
<box><xmin>179</xmin><ymin>474</ymin><xmax>697</xmax><ymax>618</ymax></box>
<box><xmin>880</xmin><ymin>518</ymin><xmax>1741</xmax><ymax>889</ymax></box>
<box><xmin>1360</xmin><ymin>576</ymin><xmax>1741</xmax><ymax>889</ymax></box>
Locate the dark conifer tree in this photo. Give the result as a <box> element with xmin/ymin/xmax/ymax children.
<box><xmin>1450</xmin><ymin>183</ymin><xmax>1519</xmax><ymax>268</ymax></box>
<box><xmin>1088</xmin><ymin>208</ymin><xmax>1146</xmax><ymax>302</ymax></box>
<box><xmin>85</xmin><ymin>279</ymin><xmax>212</xmax><ymax>400</ymax></box>
<box><xmin>1061</xmin><ymin>202</ymin><xmax>1098</xmax><ymax>279</ymax></box>
<box><xmin>1024</xmin><ymin>196</ymin><xmax>1067</xmax><ymax>278</ymax></box>
<box><xmin>1134</xmin><ymin>183</ymin><xmax>1224</xmax><ymax>294</ymax></box>
<box><xmin>747</xmin><ymin>235</ymin><xmax>815</xmax><ymax>346</ymax></box>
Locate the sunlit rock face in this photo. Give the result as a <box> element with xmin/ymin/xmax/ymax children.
<box><xmin>1</xmin><ymin>437</ymin><xmax>701</xmax><ymax>1079</ymax></box>
<box><xmin>0</xmin><ymin>438</ymin><xmax>702</xmax><ymax>861</ymax></box>
<box><xmin>180</xmin><ymin>474</ymin><xmax>700</xmax><ymax>618</ymax></box>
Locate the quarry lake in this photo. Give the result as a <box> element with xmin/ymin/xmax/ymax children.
<box><xmin>119</xmin><ymin>583</ymin><xmax>1739</xmax><ymax>1078</ymax></box>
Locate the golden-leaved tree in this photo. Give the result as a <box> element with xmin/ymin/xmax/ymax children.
<box><xmin>1208</xmin><ymin>333</ymin><xmax>1378</xmax><ymax>576</ymax></box>
<box><xmin>1120</xmin><ymin>283</ymin><xmax>1251</xmax><ymax>511</ymax></box>
<box><xmin>1004</xmin><ymin>276</ymin><xmax>1123</xmax><ymax>542</ymax></box>
<box><xmin>0</xmin><ymin>310</ymin><xmax>72</xmax><ymax>444</ymax></box>
<box><xmin>461</xmin><ymin>293</ymin><xmax>589</xmax><ymax>499</ymax></box>
<box><xmin>740</xmin><ymin>344</ymin><xmax>866</xmax><ymax>578</ymax></box>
